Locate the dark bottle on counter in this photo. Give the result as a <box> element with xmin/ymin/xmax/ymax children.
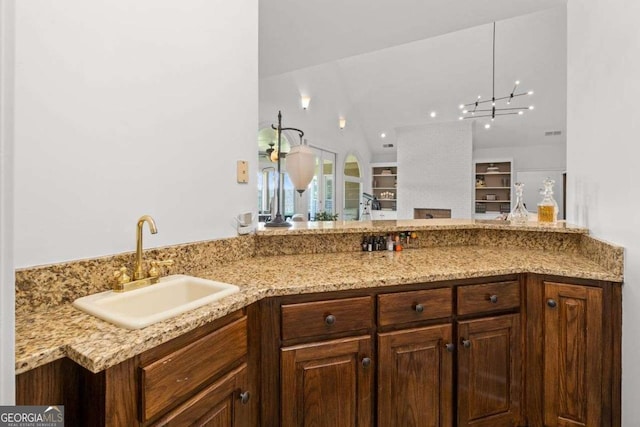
<box><xmin>361</xmin><ymin>236</ymin><xmax>368</xmax><ymax>251</ymax></box>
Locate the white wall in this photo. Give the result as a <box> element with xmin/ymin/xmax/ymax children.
<box><xmin>566</xmin><ymin>1</ymin><xmax>640</xmax><ymax>424</ymax></box>
<box><xmin>0</xmin><ymin>0</ymin><xmax>16</xmax><ymax>404</ymax></box>
<box><xmin>14</xmin><ymin>0</ymin><xmax>258</xmax><ymax>268</ymax></box>
<box><xmin>397</xmin><ymin>121</ymin><xmax>473</xmax><ymax>219</ymax></box>
<box><xmin>473</xmin><ymin>143</ymin><xmax>566</xmax><ymax>172</ymax></box>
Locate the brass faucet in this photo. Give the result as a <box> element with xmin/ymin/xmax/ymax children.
<box><xmin>134</xmin><ymin>215</ymin><xmax>158</xmax><ymax>280</ymax></box>
<box><xmin>112</xmin><ymin>215</ymin><xmax>174</xmax><ymax>292</ymax></box>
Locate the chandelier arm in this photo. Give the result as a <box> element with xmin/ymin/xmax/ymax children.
<box><xmin>493</xmin><ymin>107</ymin><xmax>531</xmax><ymax>111</ymax></box>
<box><xmin>463</xmin><ymin>114</ymin><xmax>494</xmax><ymax>119</ymax></box>
<box><xmin>493</xmin><ymin>112</ymin><xmax>523</xmax><ymax>116</ymax></box>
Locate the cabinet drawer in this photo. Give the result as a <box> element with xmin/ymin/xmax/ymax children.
<box><xmin>378</xmin><ymin>287</ymin><xmax>452</xmax><ymax>327</ymax></box>
<box><xmin>140</xmin><ymin>316</ymin><xmax>247</xmax><ymax>422</ymax></box>
<box><xmin>150</xmin><ymin>363</ymin><xmax>250</xmax><ymax>427</ymax></box>
<box><xmin>281</xmin><ymin>296</ymin><xmax>373</xmax><ymax>341</ymax></box>
<box><xmin>457</xmin><ymin>281</ymin><xmax>520</xmax><ymax>315</ymax></box>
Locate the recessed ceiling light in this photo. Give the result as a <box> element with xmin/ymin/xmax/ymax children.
<box><xmin>380</xmin><ymin>133</ymin><xmax>386</xmax><ymax>138</ymax></box>
<box><xmin>484</xmin><ymin>124</ymin><xmax>491</xmax><ymax>129</ymax></box>
<box><xmin>430</xmin><ymin>111</ymin><xmax>437</xmax><ymax>118</ymax></box>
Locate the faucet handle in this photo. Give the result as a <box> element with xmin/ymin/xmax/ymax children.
<box><xmin>148</xmin><ymin>259</ymin><xmax>174</xmax><ymax>278</ymax></box>
<box><xmin>113</xmin><ymin>267</ymin><xmax>131</xmax><ymax>288</ymax></box>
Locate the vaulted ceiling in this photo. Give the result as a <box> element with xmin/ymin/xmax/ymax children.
<box><xmin>259</xmin><ymin>0</ymin><xmax>567</xmax><ymax>157</ymax></box>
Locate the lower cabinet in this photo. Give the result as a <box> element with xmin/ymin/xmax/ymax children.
<box><xmin>457</xmin><ymin>314</ymin><xmax>521</xmax><ymax>427</ymax></box>
<box><xmin>377</xmin><ymin>324</ymin><xmax>454</xmax><ymax>426</ymax></box>
<box><xmin>151</xmin><ymin>363</ymin><xmax>251</xmax><ymax>427</ymax></box>
<box><xmin>526</xmin><ymin>276</ymin><xmax>621</xmax><ymax>427</ymax></box>
<box><xmin>280</xmin><ymin>336</ymin><xmax>373</xmax><ymax>427</ymax></box>
<box><xmin>16</xmin><ymin>309</ymin><xmax>256</xmax><ymax>427</ymax></box>
<box><xmin>543</xmin><ymin>282</ymin><xmax>604</xmax><ymax>427</ymax></box>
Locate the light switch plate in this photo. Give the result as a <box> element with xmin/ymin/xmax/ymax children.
<box><xmin>237</xmin><ymin>160</ymin><xmax>248</xmax><ymax>183</ymax></box>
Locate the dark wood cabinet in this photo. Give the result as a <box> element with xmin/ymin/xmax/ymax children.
<box><xmin>151</xmin><ymin>363</ymin><xmax>251</xmax><ymax>427</ymax></box>
<box><xmin>16</xmin><ymin>308</ymin><xmax>256</xmax><ymax>427</ymax></box>
<box><xmin>457</xmin><ymin>314</ymin><xmax>521</xmax><ymax>427</ymax></box>
<box><xmin>280</xmin><ymin>335</ymin><xmax>373</xmax><ymax>427</ymax></box>
<box><xmin>378</xmin><ymin>324</ymin><xmax>454</xmax><ymax>427</ymax></box>
<box><xmin>526</xmin><ymin>275</ymin><xmax>621</xmax><ymax>427</ymax></box>
<box><xmin>17</xmin><ymin>274</ymin><xmax>622</xmax><ymax>427</ymax></box>
<box><xmin>543</xmin><ymin>282</ymin><xmax>604</xmax><ymax>427</ymax></box>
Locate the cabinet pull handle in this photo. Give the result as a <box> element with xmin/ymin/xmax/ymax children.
<box><xmin>547</xmin><ymin>299</ymin><xmax>557</xmax><ymax>308</ymax></box>
<box><xmin>240</xmin><ymin>391</ymin><xmax>250</xmax><ymax>404</ymax></box>
<box><xmin>462</xmin><ymin>339</ymin><xmax>471</xmax><ymax>348</ymax></box>
<box><xmin>489</xmin><ymin>294</ymin><xmax>498</xmax><ymax>303</ymax></box>
<box><xmin>325</xmin><ymin>314</ymin><xmax>336</xmax><ymax>325</ymax></box>
<box><xmin>445</xmin><ymin>343</ymin><xmax>455</xmax><ymax>352</ymax></box>
<box><xmin>414</xmin><ymin>303</ymin><xmax>424</xmax><ymax>313</ymax></box>
<box><xmin>361</xmin><ymin>357</ymin><xmax>372</xmax><ymax>368</ymax></box>
<box><xmin>176</xmin><ymin>377</ymin><xmax>189</xmax><ymax>383</ymax></box>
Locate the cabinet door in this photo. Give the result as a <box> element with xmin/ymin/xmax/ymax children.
<box><xmin>378</xmin><ymin>324</ymin><xmax>454</xmax><ymax>427</ymax></box>
<box><xmin>281</xmin><ymin>336</ymin><xmax>373</xmax><ymax>427</ymax></box>
<box><xmin>544</xmin><ymin>282</ymin><xmax>603</xmax><ymax>427</ymax></box>
<box><xmin>458</xmin><ymin>314</ymin><xmax>521</xmax><ymax>427</ymax></box>
<box><xmin>151</xmin><ymin>364</ymin><xmax>251</xmax><ymax>427</ymax></box>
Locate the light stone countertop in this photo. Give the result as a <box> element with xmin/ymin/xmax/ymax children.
<box><xmin>15</xmin><ymin>244</ymin><xmax>622</xmax><ymax>375</ymax></box>
<box><xmin>255</xmin><ymin>218</ymin><xmax>589</xmax><ymax>235</ymax></box>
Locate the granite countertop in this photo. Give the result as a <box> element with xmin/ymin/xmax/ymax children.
<box><xmin>255</xmin><ymin>218</ymin><xmax>590</xmax><ymax>235</ymax></box>
<box><xmin>15</xmin><ymin>244</ymin><xmax>622</xmax><ymax>375</ymax></box>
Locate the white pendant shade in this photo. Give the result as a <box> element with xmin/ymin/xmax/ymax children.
<box><xmin>286</xmin><ymin>144</ymin><xmax>316</xmax><ymax>194</ymax></box>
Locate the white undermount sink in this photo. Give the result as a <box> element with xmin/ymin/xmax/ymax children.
<box><xmin>72</xmin><ymin>274</ymin><xmax>240</xmax><ymax>330</ymax></box>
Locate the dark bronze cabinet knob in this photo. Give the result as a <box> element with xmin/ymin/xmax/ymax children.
<box><xmin>414</xmin><ymin>303</ymin><xmax>424</xmax><ymax>313</ymax></box>
<box><xmin>240</xmin><ymin>391</ymin><xmax>250</xmax><ymax>404</ymax></box>
<box><xmin>325</xmin><ymin>314</ymin><xmax>336</xmax><ymax>325</ymax></box>
<box><xmin>362</xmin><ymin>357</ymin><xmax>372</xmax><ymax>368</ymax></box>
<box><xmin>489</xmin><ymin>294</ymin><xmax>498</xmax><ymax>304</ymax></box>
<box><xmin>547</xmin><ymin>299</ymin><xmax>557</xmax><ymax>308</ymax></box>
<box><xmin>462</xmin><ymin>339</ymin><xmax>471</xmax><ymax>348</ymax></box>
<box><xmin>445</xmin><ymin>343</ymin><xmax>455</xmax><ymax>352</ymax></box>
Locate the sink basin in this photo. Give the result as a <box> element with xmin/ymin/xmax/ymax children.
<box><xmin>73</xmin><ymin>275</ymin><xmax>240</xmax><ymax>329</ymax></box>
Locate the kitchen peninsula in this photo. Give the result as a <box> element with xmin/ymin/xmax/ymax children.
<box><xmin>15</xmin><ymin>219</ymin><xmax>623</xmax><ymax>426</ymax></box>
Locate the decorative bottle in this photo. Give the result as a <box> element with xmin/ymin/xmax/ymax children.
<box><xmin>508</xmin><ymin>182</ymin><xmax>529</xmax><ymax>224</ymax></box>
<box><xmin>537</xmin><ymin>178</ymin><xmax>558</xmax><ymax>224</ymax></box>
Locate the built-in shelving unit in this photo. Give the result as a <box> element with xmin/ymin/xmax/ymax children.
<box><xmin>371</xmin><ymin>163</ymin><xmax>398</xmax><ymax>219</ymax></box>
<box><xmin>474</xmin><ymin>160</ymin><xmax>512</xmax><ymax>219</ymax></box>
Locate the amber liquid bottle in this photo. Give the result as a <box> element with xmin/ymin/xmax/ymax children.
<box><xmin>537</xmin><ymin>178</ymin><xmax>558</xmax><ymax>224</ymax></box>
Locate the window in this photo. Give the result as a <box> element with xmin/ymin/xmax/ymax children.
<box><xmin>308</xmin><ymin>148</ymin><xmax>336</xmax><ymax>220</ymax></box>
<box><xmin>257</xmin><ymin>128</ymin><xmax>295</xmax><ymax>221</ymax></box>
<box><xmin>343</xmin><ymin>154</ymin><xmax>362</xmax><ymax>221</ymax></box>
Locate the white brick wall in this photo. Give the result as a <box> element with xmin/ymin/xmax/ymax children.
<box><xmin>397</xmin><ymin>121</ymin><xmax>473</xmax><ymax>219</ymax></box>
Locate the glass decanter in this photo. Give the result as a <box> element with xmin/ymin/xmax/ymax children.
<box><xmin>537</xmin><ymin>178</ymin><xmax>558</xmax><ymax>224</ymax></box>
<box><xmin>508</xmin><ymin>182</ymin><xmax>529</xmax><ymax>224</ymax></box>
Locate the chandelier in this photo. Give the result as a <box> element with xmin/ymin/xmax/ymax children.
<box><xmin>459</xmin><ymin>22</ymin><xmax>534</xmax><ymax>126</ymax></box>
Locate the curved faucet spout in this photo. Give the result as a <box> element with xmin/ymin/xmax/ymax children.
<box><xmin>134</xmin><ymin>215</ymin><xmax>157</xmax><ymax>280</ymax></box>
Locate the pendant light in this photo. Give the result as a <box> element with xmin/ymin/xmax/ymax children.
<box><xmin>459</xmin><ymin>22</ymin><xmax>534</xmax><ymax>123</ymax></box>
<box><xmin>286</xmin><ymin>138</ymin><xmax>316</xmax><ymax>195</ymax></box>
